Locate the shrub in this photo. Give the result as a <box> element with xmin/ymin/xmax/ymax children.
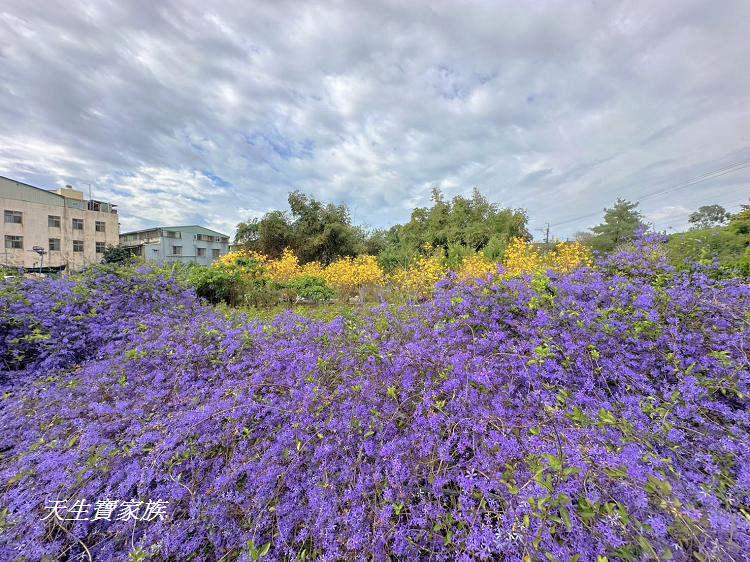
<box><xmin>1</xmin><ymin>246</ymin><xmax>750</xmax><ymax>561</ymax></box>
<box><xmin>286</xmin><ymin>275</ymin><xmax>335</xmax><ymax>303</ymax></box>
<box><xmin>101</xmin><ymin>245</ymin><xmax>137</xmax><ymax>264</ymax></box>
<box><xmin>390</xmin><ymin>253</ymin><xmax>446</xmax><ymax>298</ymax></box>
<box><xmin>187</xmin><ymin>264</ymin><xmax>245</xmax><ymax>305</ymax></box>
<box><xmin>322</xmin><ymin>255</ymin><xmax>385</xmax><ymax>298</ymax></box>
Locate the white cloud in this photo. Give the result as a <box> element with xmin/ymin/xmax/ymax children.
<box><xmin>0</xmin><ymin>0</ymin><xmax>749</xmax><ymax>240</ymax></box>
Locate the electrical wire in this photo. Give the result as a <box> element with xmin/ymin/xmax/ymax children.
<box><xmin>549</xmin><ymin>156</ymin><xmax>750</xmax><ymax>229</ymax></box>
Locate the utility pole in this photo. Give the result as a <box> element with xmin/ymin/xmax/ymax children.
<box><xmin>32</xmin><ymin>246</ymin><xmax>47</xmax><ymax>275</ymax></box>
<box><xmin>536</xmin><ymin>222</ymin><xmax>551</xmax><ymax>245</ymax></box>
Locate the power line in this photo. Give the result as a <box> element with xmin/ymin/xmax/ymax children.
<box><xmin>660</xmin><ymin>197</ymin><xmax>749</xmax><ymax>231</ymax></box>
<box><xmin>549</xmin><ymin>156</ymin><xmax>750</xmax><ymax>229</ymax></box>
<box><xmin>636</xmin><ymin>158</ymin><xmax>750</xmax><ymax>203</ymax></box>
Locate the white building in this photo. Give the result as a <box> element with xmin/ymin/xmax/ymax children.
<box><xmin>1</xmin><ymin>176</ymin><xmax>120</xmax><ymax>272</ymax></box>
<box><xmin>120</xmin><ymin>225</ymin><xmax>230</xmax><ymax>266</ymax></box>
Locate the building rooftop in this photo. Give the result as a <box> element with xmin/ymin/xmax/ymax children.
<box><xmin>120</xmin><ymin>225</ymin><xmax>229</xmax><ymax>238</ymax></box>
<box><xmin>0</xmin><ymin>175</ymin><xmax>118</xmax><ymax>212</ymax></box>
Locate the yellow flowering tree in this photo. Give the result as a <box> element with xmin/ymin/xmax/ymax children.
<box><xmin>457</xmin><ymin>253</ymin><xmax>497</xmax><ymax>281</ymax></box>
<box><xmin>502</xmin><ymin>237</ymin><xmax>592</xmax><ymax>276</ymax></box>
<box><xmin>266</xmin><ymin>248</ymin><xmax>302</xmax><ymax>284</ymax></box>
<box><xmin>390</xmin><ymin>255</ymin><xmax>447</xmax><ymax>299</ymax></box>
<box><xmin>300</xmin><ymin>261</ymin><xmax>325</xmax><ymax>278</ymax></box>
<box><xmin>214</xmin><ymin>249</ymin><xmax>268</xmax><ymax>269</ymax></box>
<box><xmin>548</xmin><ymin>241</ymin><xmax>593</xmax><ymax>273</ymax></box>
<box><xmin>322</xmin><ymin>255</ymin><xmax>385</xmax><ymax>298</ymax></box>
<box><xmin>503</xmin><ymin>237</ymin><xmax>545</xmax><ymax>276</ymax></box>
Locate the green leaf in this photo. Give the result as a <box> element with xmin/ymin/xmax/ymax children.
<box><xmin>560</xmin><ymin>506</ymin><xmax>572</xmax><ymax>532</ymax></box>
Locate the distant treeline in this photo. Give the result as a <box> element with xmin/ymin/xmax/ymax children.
<box><xmin>232</xmin><ymin>188</ymin><xmax>750</xmax><ymax>275</ymax></box>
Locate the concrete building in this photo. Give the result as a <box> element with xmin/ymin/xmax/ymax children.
<box><xmin>1</xmin><ymin>176</ymin><xmax>120</xmax><ymax>272</ymax></box>
<box><xmin>120</xmin><ymin>225</ymin><xmax>230</xmax><ymax>266</ymax></box>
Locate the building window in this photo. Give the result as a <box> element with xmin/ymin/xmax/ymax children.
<box><xmin>212</xmin><ymin>249</ymin><xmax>221</xmax><ymax>259</ymax></box>
<box><xmin>4</xmin><ymin>210</ymin><xmax>22</xmax><ymax>224</ymax></box>
<box><xmin>197</xmin><ymin>247</ymin><xmax>206</xmax><ymax>257</ymax></box>
<box><xmin>72</xmin><ymin>218</ymin><xmax>84</xmax><ymax>230</ymax></box>
<box><xmin>48</xmin><ymin>215</ymin><xmax>61</xmax><ymax>228</ymax></box>
<box><xmin>96</xmin><ymin>241</ymin><xmax>105</xmax><ymax>254</ymax></box>
<box><xmin>172</xmin><ymin>246</ymin><xmax>182</xmax><ymax>255</ymax></box>
<box><xmin>95</xmin><ymin>221</ymin><xmax>106</xmax><ymax>232</ymax></box>
<box><xmin>49</xmin><ymin>238</ymin><xmax>61</xmax><ymax>251</ymax></box>
<box><xmin>73</xmin><ymin>240</ymin><xmax>84</xmax><ymax>252</ymax></box>
<box><xmin>4</xmin><ymin>235</ymin><xmax>23</xmax><ymax>249</ymax></box>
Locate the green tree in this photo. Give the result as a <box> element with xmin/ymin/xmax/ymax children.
<box><xmin>589</xmin><ymin>198</ymin><xmax>646</xmax><ymax>252</ymax></box>
<box><xmin>667</xmin><ymin>208</ymin><xmax>750</xmax><ymax>276</ymax></box>
<box><xmin>234</xmin><ymin>191</ymin><xmax>363</xmax><ymax>264</ymax></box>
<box><xmin>101</xmin><ymin>245</ymin><xmax>135</xmax><ymax>264</ymax></box>
<box><xmin>234</xmin><ymin>211</ymin><xmax>293</xmax><ymax>259</ymax></box>
<box><xmin>386</xmin><ymin>187</ymin><xmax>529</xmax><ymax>261</ymax></box>
<box><xmin>287</xmin><ymin>191</ymin><xmax>363</xmax><ymax>264</ymax></box>
<box><xmin>688</xmin><ymin>204</ymin><xmax>730</xmax><ymax>230</ymax></box>
<box><xmin>729</xmin><ymin>206</ymin><xmax>750</xmax><ymax>236</ymax></box>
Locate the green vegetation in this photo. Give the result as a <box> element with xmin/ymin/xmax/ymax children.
<box><xmin>667</xmin><ymin>205</ymin><xmax>750</xmax><ymax>275</ymax></box>
<box><xmin>286</xmin><ymin>275</ymin><xmax>335</xmax><ymax>303</ymax></box>
<box><xmin>588</xmin><ymin>198</ymin><xmax>647</xmax><ymax>252</ymax></box>
<box><xmin>377</xmin><ymin>187</ymin><xmax>530</xmax><ymax>271</ymax></box>
<box><xmin>233</xmin><ymin>189</ymin><xmax>749</xmax><ymax>281</ymax></box>
<box><xmin>234</xmin><ymin>190</ymin><xmax>367</xmax><ymax>263</ymax></box>
<box><xmin>688</xmin><ymin>203</ymin><xmax>731</xmax><ymax>229</ymax></box>
<box><xmin>101</xmin><ymin>245</ymin><xmax>136</xmax><ymax>264</ymax></box>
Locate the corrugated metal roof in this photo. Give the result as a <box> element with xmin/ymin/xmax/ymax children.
<box><xmin>0</xmin><ymin>176</ymin><xmax>65</xmax><ymax>207</ymax></box>
<box><xmin>120</xmin><ymin>225</ymin><xmax>229</xmax><ymax>237</ymax></box>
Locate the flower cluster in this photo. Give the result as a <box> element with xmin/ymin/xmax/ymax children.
<box><xmin>456</xmin><ymin>253</ymin><xmax>496</xmax><ymax>281</ymax></box>
<box><xmin>214</xmin><ymin>249</ymin><xmax>384</xmax><ymax>301</ymax></box>
<box><xmin>503</xmin><ymin>238</ymin><xmax>593</xmax><ymax>276</ymax></box>
<box><xmin>213</xmin><ymin>249</ymin><xmax>268</xmax><ymax>269</ymax></box>
<box><xmin>3</xmin><ymin>245</ymin><xmax>748</xmax><ymax>561</ymax></box>
<box><xmin>390</xmin><ymin>254</ymin><xmax>447</xmax><ymax>298</ymax></box>
<box><xmin>320</xmin><ymin>255</ymin><xmax>385</xmax><ymax>297</ymax></box>
<box><xmin>264</xmin><ymin>248</ymin><xmax>302</xmax><ymax>284</ymax></box>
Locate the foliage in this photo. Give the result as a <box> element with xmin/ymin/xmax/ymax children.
<box><xmin>1</xmin><ymin>243</ymin><xmax>750</xmax><ymax>561</ymax></box>
<box><xmin>667</xmin><ymin>207</ymin><xmax>750</xmax><ymax>276</ymax></box>
<box><xmin>589</xmin><ymin>198</ymin><xmax>647</xmax><ymax>252</ymax></box>
<box><xmin>390</xmin><ymin>250</ymin><xmax>447</xmax><ymax>298</ymax></box>
<box><xmin>286</xmin><ymin>275</ymin><xmax>335</xmax><ymax>303</ymax></box>
<box><xmin>688</xmin><ymin>204</ymin><xmax>730</xmax><ymax>230</ymax></box>
<box><xmin>186</xmin><ymin>264</ymin><xmax>246</xmax><ymax>305</ymax></box>
<box><xmin>101</xmin><ymin>245</ymin><xmax>136</xmax><ymax>264</ymax></box>
<box><xmin>385</xmin><ymin>187</ymin><xmax>529</xmax><ymax>262</ymax></box>
<box><xmin>234</xmin><ymin>192</ymin><xmax>364</xmax><ymax>264</ymax></box>
<box><xmin>321</xmin><ymin>255</ymin><xmax>385</xmax><ymax>297</ymax></box>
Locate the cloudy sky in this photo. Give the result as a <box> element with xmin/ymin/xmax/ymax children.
<box><xmin>1</xmin><ymin>0</ymin><xmax>749</xmax><ymax>240</ymax></box>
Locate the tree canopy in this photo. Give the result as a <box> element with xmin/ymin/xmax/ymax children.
<box><xmin>688</xmin><ymin>204</ymin><xmax>731</xmax><ymax>230</ymax></box>
<box><xmin>589</xmin><ymin>198</ymin><xmax>647</xmax><ymax>251</ymax></box>
<box><xmin>379</xmin><ymin>188</ymin><xmax>529</xmax><ymax>269</ymax></box>
<box><xmin>234</xmin><ymin>191</ymin><xmax>365</xmax><ymax>264</ymax></box>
